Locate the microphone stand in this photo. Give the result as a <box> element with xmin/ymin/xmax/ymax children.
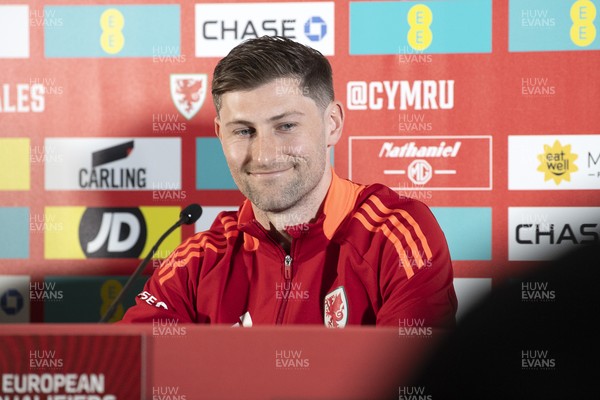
<box><xmin>99</xmin><ymin>219</ymin><xmax>182</xmax><ymax>323</ymax></box>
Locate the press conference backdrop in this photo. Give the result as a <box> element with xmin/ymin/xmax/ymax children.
<box><xmin>0</xmin><ymin>0</ymin><xmax>599</xmax><ymax>323</ymax></box>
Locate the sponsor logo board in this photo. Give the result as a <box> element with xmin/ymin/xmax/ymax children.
<box><xmin>509</xmin><ymin>135</ymin><xmax>600</xmax><ymax>190</ymax></box>
<box><xmin>44</xmin><ymin>5</ymin><xmax>180</xmax><ymax>57</ymax></box>
<box><xmin>195</xmin><ymin>2</ymin><xmax>334</xmax><ymax>57</ymax></box>
<box><xmin>0</xmin><ymin>5</ymin><xmax>29</xmax><ymax>58</ymax></box>
<box><xmin>350</xmin><ymin>1</ymin><xmax>492</xmax><ymax>54</ymax></box>
<box><xmin>0</xmin><ymin>276</ymin><xmax>30</xmax><ymax>322</ymax></box>
<box><xmin>44</xmin><ymin>206</ymin><xmax>181</xmax><ymax>259</ymax></box>
<box><xmin>509</xmin><ymin>207</ymin><xmax>600</xmax><ymax>260</ymax></box>
<box><xmin>509</xmin><ymin>0</ymin><xmax>599</xmax><ymax>52</ymax></box>
<box><xmin>349</xmin><ymin>136</ymin><xmax>492</xmax><ymax>190</ymax></box>
<box><xmin>44</xmin><ymin>138</ymin><xmax>181</xmax><ymax>191</ymax></box>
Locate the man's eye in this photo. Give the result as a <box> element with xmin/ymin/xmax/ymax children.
<box><xmin>278</xmin><ymin>123</ymin><xmax>297</xmax><ymax>131</ymax></box>
<box><xmin>235</xmin><ymin>128</ymin><xmax>254</xmax><ymax>136</ymax></box>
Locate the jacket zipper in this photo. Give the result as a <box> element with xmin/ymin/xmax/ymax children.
<box><xmin>276</xmin><ymin>254</ymin><xmax>293</xmax><ymax>324</ymax></box>
<box><xmin>251</xmin><ymin>220</ymin><xmax>296</xmax><ymax>324</ymax></box>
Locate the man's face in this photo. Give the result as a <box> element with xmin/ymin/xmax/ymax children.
<box><xmin>215</xmin><ymin>78</ymin><xmax>335</xmax><ymax>213</ymax></box>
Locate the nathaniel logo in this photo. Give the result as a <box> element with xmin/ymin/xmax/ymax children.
<box><xmin>170</xmin><ymin>74</ymin><xmax>207</xmax><ymax>120</ymax></box>
<box><xmin>537</xmin><ymin>140</ymin><xmax>578</xmax><ymax>185</ymax></box>
<box><xmin>349</xmin><ymin>136</ymin><xmax>492</xmax><ymax>191</ymax></box>
<box><xmin>79</xmin><ymin>141</ymin><xmax>146</xmax><ymax>189</ymax></box>
<box><xmin>79</xmin><ymin>208</ymin><xmax>147</xmax><ymax>258</ymax></box>
<box><xmin>324</xmin><ymin>287</ymin><xmax>347</xmax><ymax>328</ymax></box>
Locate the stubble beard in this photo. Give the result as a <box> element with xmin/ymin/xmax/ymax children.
<box><xmin>236</xmin><ymin>154</ymin><xmax>326</xmax><ymax>214</ymax></box>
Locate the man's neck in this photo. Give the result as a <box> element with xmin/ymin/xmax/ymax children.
<box><xmin>252</xmin><ymin>168</ymin><xmax>333</xmax><ymax>252</ymax></box>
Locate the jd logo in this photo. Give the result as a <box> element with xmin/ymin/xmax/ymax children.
<box><xmin>79</xmin><ymin>208</ymin><xmax>147</xmax><ymax>258</ymax></box>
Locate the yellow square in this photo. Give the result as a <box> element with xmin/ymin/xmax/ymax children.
<box><xmin>44</xmin><ymin>206</ymin><xmax>86</xmax><ymax>259</ymax></box>
<box><xmin>0</xmin><ymin>138</ymin><xmax>30</xmax><ymax>190</ymax></box>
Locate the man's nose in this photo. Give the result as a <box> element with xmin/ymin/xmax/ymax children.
<box><xmin>252</xmin><ymin>131</ymin><xmax>278</xmax><ymax>166</ymax></box>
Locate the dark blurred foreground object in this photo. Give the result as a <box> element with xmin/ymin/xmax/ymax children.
<box><xmin>409</xmin><ymin>244</ymin><xmax>599</xmax><ymax>400</ymax></box>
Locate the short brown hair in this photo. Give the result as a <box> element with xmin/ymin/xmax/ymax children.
<box><xmin>212</xmin><ymin>36</ymin><xmax>334</xmax><ymax>114</ymax></box>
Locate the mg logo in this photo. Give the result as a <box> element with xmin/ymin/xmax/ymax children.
<box><xmin>408</xmin><ymin>159</ymin><xmax>432</xmax><ymax>185</ymax></box>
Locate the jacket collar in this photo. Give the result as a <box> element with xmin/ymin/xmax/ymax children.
<box><xmin>237</xmin><ymin>168</ymin><xmax>364</xmax><ymax>240</ymax></box>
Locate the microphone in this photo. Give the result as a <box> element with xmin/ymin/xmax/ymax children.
<box><xmin>99</xmin><ymin>203</ymin><xmax>203</xmax><ymax>323</ymax></box>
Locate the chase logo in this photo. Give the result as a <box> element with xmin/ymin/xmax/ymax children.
<box><xmin>44</xmin><ymin>5</ymin><xmax>180</xmax><ymax>58</ymax></box>
<box><xmin>304</xmin><ymin>16</ymin><xmax>327</xmax><ymax>41</ymax></box>
<box><xmin>44</xmin><ymin>206</ymin><xmax>180</xmax><ymax>259</ymax></box>
<box><xmin>509</xmin><ymin>207</ymin><xmax>600</xmax><ymax>260</ymax></box>
<box><xmin>45</xmin><ymin>138</ymin><xmax>181</xmax><ymax>191</ymax></box>
<box><xmin>0</xmin><ymin>276</ymin><xmax>30</xmax><ymax>322</ymax></box>
<box><xmin>1</xmin><ymin>289</ymin><xmax>23</xmax><ymax>316</ymax></box>
<box><xmin>195</xmin><ymin>2</ymin><xmax>334</xmax><ymax>57</ymax></box>
<box><xmin>510</xmin><ymin>0</ymin><xmax>599</xmax><ymax>52</ymax></box>
<box><xmin>350</xmin><ymin>0</ymin><xmax>491</xmax><ymax>55</ymax></box>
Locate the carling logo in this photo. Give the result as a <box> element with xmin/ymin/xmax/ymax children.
<box><xmin>44</xmin><ymin>138</ymin><xmax>181</xmax><ymax>191</ymax></box>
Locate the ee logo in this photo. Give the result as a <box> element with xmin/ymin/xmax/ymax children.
<box><xmin>100</xmin><ymin>279</ymin><xmax>124</xmax><ymax>322</ymax></box>
<box><xmin>570</xmin><ymin>0</ymin><xmax>596</xmax><ymax>47</ymax></box>
<box><xmin>407</xmin><ymin>4</ymin><xmax>433</xmax><ymax>51</ymax></box>
<box><xmin>100</xmin><ymin>8</ymin><xmax>125</xmax><ymax>54</ymax></box>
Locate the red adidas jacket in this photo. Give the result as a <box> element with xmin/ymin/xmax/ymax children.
<box><xmin>120</xmin><ymin>171</ymin><xmax>457</xmax><ymax>327</ymax></box>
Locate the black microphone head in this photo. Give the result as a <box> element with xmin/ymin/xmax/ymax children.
<box><xmin>180</xmin><ymin>203</ymin><xmax>203</xmax><ymax>225</ymax></box>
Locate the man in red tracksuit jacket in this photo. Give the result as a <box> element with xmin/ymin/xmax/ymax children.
<box><xmin>121</xmin><ymin>36</ymin><xmax>457</xmax><ymax>328</ymax></box>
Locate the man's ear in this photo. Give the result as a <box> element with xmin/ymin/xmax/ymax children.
<box><xmin>326</xmin><ymin>101</ymin><xmax>344</xmax><ymax>147</ymax></box>
<box><xmin>214</xmin><ymin>116</ymin><xmax>222</xmax><ymax>140</ymax></box>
